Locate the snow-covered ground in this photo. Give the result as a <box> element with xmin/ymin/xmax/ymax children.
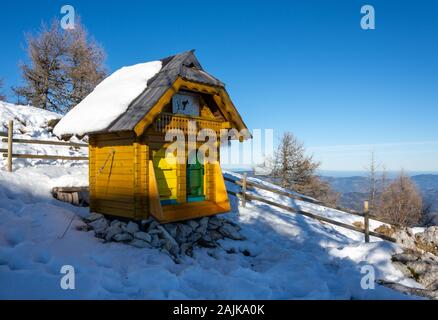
<box><xmin>0</xmin><ymin>165</ymin><xmax>421</xmax><ymax>299</ymax></box>
<box><xmin>0</xmin><ymin>101</ymin><xmax>423</xmax><ymax>299</ymax></box>
<box><xmin>0</xmin><ymin>101</ymin><xmax>88</xmax><ymax>170</ymax></box>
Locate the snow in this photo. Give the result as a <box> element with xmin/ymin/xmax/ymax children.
<box><xmin>0</xmin><ymin>101</ymin><xmax>87</xmax><ymax>170</ymax></box>
<box><xmin>224</xmin><ymin>171</ymin><xmax>389</xmax><ymax>236</ymax></box>
<box><xmin>1</xmin><ymin>101</ymin><xmax>61</xmax><ymax>134</ymax></box>
<box><xmin>0</xmin><ymin>166</ymin><xmax>421</xmax><ymax>299</ymax></box>
<box><xmin>53</xmin><ymin>61</ymin><xmax>162</xmax><ymax>136</ymax></box>
<box><xmin>0</xmin><ymin>103</ymin><xmax>424</xmax><ymax>299</ymax></box>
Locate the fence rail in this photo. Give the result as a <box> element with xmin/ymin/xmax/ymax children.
<box><xmin>226</xmin><ymin>174</ymin><xmax>396</xmax><ymax>243</ymax></box>
<box><xmin>224</xmin><ymin>176</ymin><xmax>321</xmax><ymax>204</ymax></box>
<box><xmin>1</xmin><ymin>120</ymin><xmax>88</xmax><ymax>172</ymax></box>
<box><xmin>1</xmin><ymin>137</ymin><xmax>87</xmax><ymax>148</ymax></box>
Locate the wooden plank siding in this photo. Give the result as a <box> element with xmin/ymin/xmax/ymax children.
<box><xmin>90</xmin><ymin>132</ymin><xmax>137</xmax><ymax>218</ymax></box>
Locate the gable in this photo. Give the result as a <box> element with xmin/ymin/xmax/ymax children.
<box><xmin>132</xmin><ymin>77</ymin><xmax>248</xmax><ymax>137</ymax></box>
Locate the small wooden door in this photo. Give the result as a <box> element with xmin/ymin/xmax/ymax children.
<box><xmin>152</xmin><ymin>149</ymin><xmax>178</xmax><ymax>204</ymax></box>
<box><xmin>186</xmin><ymin>158</ymin><xmax>204</xmax><ymax>201</ymax></box>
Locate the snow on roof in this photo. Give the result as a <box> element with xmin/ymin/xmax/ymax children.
<box><xmin>53</xmin><ymin>60</ymin><xmax>162</xmax><ymax>136</ymax></box>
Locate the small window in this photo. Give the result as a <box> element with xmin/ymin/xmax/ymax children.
<box><xmin>172</xmin><ymin>93</ymin><xmax>200</xmax><ymax>117</ymax></box>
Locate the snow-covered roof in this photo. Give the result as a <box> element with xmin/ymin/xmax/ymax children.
<box><xmin>53</xmin><ymin>60</ymin><xmax>162</xmax><ymax>136</ymax></box>
<box><xmin>54</xmin><ymin>50</ymin><xmax>249</xmax><ymax>137</ymax></box>
<box><xmin>53</xmin><ymin>50</ymin><xmax>232</xmax><ymax>137</ymax></box>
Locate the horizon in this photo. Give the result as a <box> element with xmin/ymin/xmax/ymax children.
<box><xmin>226</xmin><ymin>166</ymin><xmax>438</xmax><ymax>177</ymax></box>
<box><xmin>0</xmin><ymin>0</ymin><xmax>437</xmax><ymax>171</ymax></box>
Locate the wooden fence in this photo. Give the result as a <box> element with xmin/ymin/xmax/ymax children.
<box><xmin>1</xmin><ymin>120</ymin><xmax>88</xmax><ymax>172</ymax></box>
<box><xmin>226</xmin><ymin>173</ymin><xmax>396</xmax><ymax>243</ymax></box>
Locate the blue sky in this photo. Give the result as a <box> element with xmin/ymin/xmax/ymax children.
<box><xmin>0</xmin><ymin>0</ymin><xmax>437</xmax><ymax>172</ymax></box>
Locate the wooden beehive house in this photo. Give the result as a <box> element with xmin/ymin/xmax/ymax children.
<box><xmin>56</xmin><ymin>51</ymin><xmax>248</xmax><ymax>223</ymax></box>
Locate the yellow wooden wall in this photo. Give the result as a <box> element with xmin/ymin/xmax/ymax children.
<box><xmin>89</xmin><ymin>130</ymin><xmax>230</xmax><ymax>222</ymax></box>
<box><xmin>89</xmin><ymin>132</ymin><xmax>149</xmax><ymax>219</ymax></box>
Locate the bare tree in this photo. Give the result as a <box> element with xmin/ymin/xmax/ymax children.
<box><xmin>14</xmin><ymin>19</ymin><xmax>106</xmax><ymax>113</ymax></box>
<box><xmin>64</xmin><ymin>21</ymin><xmax>106</xmax><ymax>107</ymax></box>
<box><xmin>271</xmin><ymin>132</ymin><xmax>338</xmax><ymax>205</ymax></box>
<box><xmin>13</xmin><ymin>21</ymin><xmax>68</xmax><ymax>112</ymax></box>
<box><xmin>367</xmin><ymin>151</ymin><xmax>378</xmax><ymax>213</ymax></box>
<box><xmin>377</xmin><ymin>171</ymin><xmax>423</xmax><ymax>226</ymax></box>
<box><xmin>0</xmin><ymin>78</ymin><xmax>6</xmax><ymax>101</ymax></box>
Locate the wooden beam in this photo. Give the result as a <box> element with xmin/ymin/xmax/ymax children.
<box><xmin>3</xmin><ymin>154</ymin><xmax>88</xmax><ymax>160</ymax></box>
<box><xmin>1</xmin><ymin>137</ymin><xmax>88</xmax><ymax>147</ymax></box>
<box><xmin>52</xmin><ymin>186</ymin><xmax>89</xmax><ymax>193</ymax></box>
<box><xmin>224</xmin><ymin>176</ymin><xmax>320</xmax><ymax>204</ymax></box>
<box><xmin>364</xmin><ymin>200</ymin><xmax>370</xmax><ymax>243</ymax></box>
<box><xmin>7</xmin><ymin>121</ymin><xmax>13</xmax><ymax>172</ymax></box>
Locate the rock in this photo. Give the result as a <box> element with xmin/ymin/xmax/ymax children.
<box><xmin>134</xmin><ymin>231</ymin><xmax>152</xmax><ymax>242</ymax></box>
<box><xmin>196</xmin><ymin>222</ymin><xmax>208</xmax><ymax>236</ymax></box>
<box><xmin>416</xmin><ymin>227</ymin><xmax>438</xmax><ymax>255</ymax></box>
<box><xmin>208</xmin><ymin>217</ymin><xmax>223</xmax><ymax>230</ymax></box>
<box><xmin>420</xmin><ymin>226</ymin><xmax>438</xmax><ymax>244</ymax></box>
<box><xmin>163</xmin><ymin>240</ymin><xmax>180</xmax><ymax>256</ymax></box>
<box><xmin>180</xmin><ymin>243</ymin><xmax>193</xmax><ymax>256</ymax></box>
<box><xmin>147</xmin><ymin>220</ymin><xmax>159</xmax><ymax>232</ymax></box>
<box><xmin>114</xmin><ymin>233</ymin><xmax>133</xmax><ymax>242</ymax></box>
<box><xmin>378</xmin><ymin>280</ymin><xmax>438</xmax><ymax>300</ymax></box>
<box><xmin>187</xmin><ymin>220</ymin><xmax>199</xmax><ymax>230</ymax></box>
<box><xmin>392</xmin><ymin>252</ymin><xmax>420</xmax><ymax>264</ymax></box>
<box><xmin>90</xmin><ymin>215</ymin><xmax>245</xmax><ymax>258</ymax></box>
<box><xmin>199</xmin><ymin>217</ymin><xmax>209</xmax><ymax>229</ymax></box>
<box><xmin>89</xmin><ymin>218</ymin><xmax>108</xmax><ymax>233</ymax></box>
<box><xmin>392</xmin><ymin>249</ymin><xmax>438</xmax><ymax>291</ymax></box>
<box><xmin>374</xmin><ymin>224</ymin><xmax>395</xmax><ymax>237</ymax></box>
<box><xmin>140</xmin><ymin>217</ymin><xmax>155</xmax><ymax>230</ymax></box>
<box><xmin>94</xmin><ymin>229</ymin><xmax>107</xmax><ymax>239</ymax></box>
<box><xmin>163</xmin><ymin>223</ymin><xmax>178</xmax><ymax>238</ymax></box>
<box><xmin>149</xmin><ymin>229</ymin><xmax>162</xmax><ymax>236</ymax></box>
<box><xmin>130</xmin><ymin>239</ymin><xmax>150</xmax><ymax>248</ymax></box>
<box><xmin>392</xmin><ymin>228</ymin><xmax>416</xmax><ymax>249</ymax></box>
<box><xmin>157</xmin><ymin>225</ymin><xmax>180</xmax><ymax>255</ymax></box>
<box><xmin>105</xmin><ymin>226</ymin><xmax>123</xmax><ymax>241</ymax></box>
<box><xmin>198</xmin><ymin>234</ymin><xmax>217</xmax><ymax>248</ymax></box>
<box><xmin>123</xmin><ymin>221</ymin><xmax>139</xmax><ymax>235</ymax></box>
<box><xmin>110</xmin><ymin>220</ymin><xmax>122</xmax><ymax>228</ymax></box>
<box><xmin>157</xmin><ymin>225</ymin><xmax>178</xmax><ymax>244</ymax></box>
<box><xmin>210</xmin><ymin>230</ymin><xmax>224</xmax><ymax>241</ymax></box>
<box><xmin>150</xmin><ymin>234</ymin><xmax>160</xmax><ymax>247</ymax></box>
<box><xmin>176</xmin><ymin>224</ymin><xmax>193</xmax><ymax>243</ymax></box>
<box><xmin>188</xmin><ymin>232</ymin><xmax>203</xmax><ymax>243</ymax></box>
<box><xmin>75</xmin><ymin>223</ymin><xmax>92</xmax><ymax>232</ymax></box>
<box><xmin>219</xmin><ymin>223</ymin><xmax>244</xmax><ymax>240</ymax></box>
<box><xmin>85</xmin><ymin>213</ymin><xmax>104</xmax><ymax>223</ymax></box>
<box><xmin>392</xmin><ymin>261</ymin><xmax>414</xmax><ymax>278</ymax></box>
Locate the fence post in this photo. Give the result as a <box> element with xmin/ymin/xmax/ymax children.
<box><xmin>242</xmin><ymin>172</ymin><xmax>247</xmax><ymax>207</ymax></box>
<box><xmin>364</xmin><ymin>200</ymin><xmax>370</xmax><ymax>243</ymax></box>
<box><xmin>7</xmin><ymin>120</ymin><xmax>13</xmax><ymax>172</ymax></box>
